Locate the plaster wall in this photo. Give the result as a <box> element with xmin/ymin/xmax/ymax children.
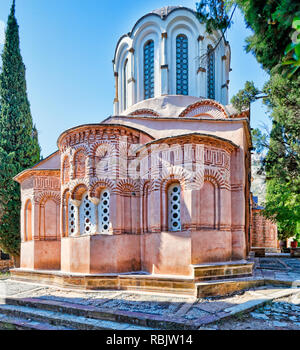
<box><xmin>191</xmin><ymin>230</ymin><xmax>232</xmax><ymax>263</ymax></box>
<box><xmin>20</xmin><ymin>240</ymin><xmax>60</xmax><ymax>270</ymax></box>
<box><xmin>104</xmin><ymin>116</ymin><xmax>247</xmax><ymax>150</ymax></box>
<box><xmin>142</xmin><ymin>231</ymin><xmax>192</xmax><ymax>276</ymax></box>
<box><xmin>61</xmin><ymin>235</ymin><xmax>141</xmax><ymax>274</ymax></box>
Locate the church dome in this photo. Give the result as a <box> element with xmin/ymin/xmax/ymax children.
<box><xmin>150</xmin><ymin>6</ymin><xmax>183</xmax><ymax>18</ymax></box>
<box><xmin>112</xmin><ymin>6</ymin><xmax>231</xmax><ymax>115</ymax></box>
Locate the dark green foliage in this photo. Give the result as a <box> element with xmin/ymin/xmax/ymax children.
<box><xmin>264</xmin><ymin>178</ymin><xmax>299</xmax><ymax>240</ymax></box>
<box><xmin>264</xmin><ymin>73</ymin><xmax>300</xmax><ymax>185</ymax></box>
<box><xmin>251</xmin><ymin>128</ymin><xmax>267</xmax><ymax>155</ymax></box>
<box><xmin>236</xmin><ymin>0</ymin><xmax>300</xmax><ymax>72</ymax></box>
<box><xmin>282</xmin><ymin>16</ymin><xmax>300</xmax><ymax>77</ymax></box>
<box><xmin>230</xmin><ymin>81</ymin><xmax>260</xmax><ymax>112</ymax></box>
<box><xmin>0</xmin><ymin>1</ymin><xmax>41</xmax><ymax>256</ymax></box>
<box><xmin>262</xmin><ymin>73</ymin><xmax>300</xmax><ymax>238</ymax></box>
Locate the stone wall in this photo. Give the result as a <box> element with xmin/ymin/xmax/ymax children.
<box><xmin>251</xmin><ymin>208</ymin><xmax>278</xmax><ymax>251</ymax></box>
<box><xmin>0</xmin><ymin>259</ymin><xmax>14</xmax><ymax>271</ymax></box>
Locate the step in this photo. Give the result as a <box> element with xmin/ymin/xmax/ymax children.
<box><xmin>0</xmin><ymin>313</ymin><xmax>74</xmax><ymax>330</ymax></box>
<box><xmin>196</xmin><ymin>277</ymin><xmax>265</xmax><ymax>298</ymax></box>
<box><xmin>10</xmin><ymin>269</ymin><xmax>196</xmax><ymax>296</ymax></box>
<box><xmin>0</xmin><ymin>304</ymin><xmax>155</xmax><ymax>330</ymax></box>
<box><xmin>3</xmin><ymin>297</ymin><xmax>193</xmax><ymax>330</ymax></box>
<box><xmin>192</xmin><ymin>260</ymin><xmax>253</xmax><ymax>282</ymax></box>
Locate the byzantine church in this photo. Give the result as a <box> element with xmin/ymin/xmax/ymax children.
<box><xmin>13</xmin><ymin>6</ymin><xmax>264</xmax><ymax>287</ymax></box>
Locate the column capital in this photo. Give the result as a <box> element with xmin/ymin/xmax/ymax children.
<box><xmin>70</xmin><ymin>199</ymin><xmax>81</xmax><ymax>207</ymax></box>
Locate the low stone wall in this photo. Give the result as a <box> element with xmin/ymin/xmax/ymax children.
<box><xmin>0</xmin><ymin>259</ymin><xmax>14</xmax><ymax>270</ymax></box>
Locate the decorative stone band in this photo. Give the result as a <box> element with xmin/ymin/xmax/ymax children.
<box><xmin>178</xmin><ymin>100</ymin><xmax>229</xmax><ymax>119</ymax></box>
<box><xmin>34</xmin><ymin>176</ymin><xmax>60</xmax><ymax>191</ymax></box>
<box><xmin>128</xmin><ymin>109</ymin><xmax>160</xmax><ymax>117</ymax></box>
<box><xmin>14</xmin><ymin>169</ymin><xmax>60</xmax><ymax>185</ymax></box>
<box><xmin>58</xmin><ymin>124</ymin><xmax>154</xmax><ymax>153</ymax></box>
<box><xmin>231</xmin><ymin>184</ymin><xmax>244</xmax><ymax>191</ymax></box>
<box><xmin>231</xmin><ymin>225</ymin><xmax>245</xmax><ymax>231</ymax></box>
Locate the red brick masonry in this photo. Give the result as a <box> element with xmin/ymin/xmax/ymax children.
<box><xmin>251</xmin><ymin>208</ymin><xmax>278</xmax><ymax>251</ymax></box>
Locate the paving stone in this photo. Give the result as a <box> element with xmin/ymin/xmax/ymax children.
<box><xmin>289</xmin><ymin>316</ymin><xmax>298</xmax><ymax>321</ymax></box>
<box><xmin>0</xmin><ymin>280</ymin><xmax>40</xmax><ymax>297</ymax></box>
<box><xmin>100</xmin><ymin>298</ymin><xmax>182</xmax><ymax>316</ymax></box>
<box><xmin>2</xmin><ymin>258</ymin><xmax>300</xmax><ymax>330</ymax></box>
<box><xmin>183</xmin><ymin>307</ymin><xmax>211</xmax><ymax>320</ymax></box>
<box><xmin>196</xmin><ymin>301</ymin><xmax>232</xmax><ymax>313</ymax></box>
<box><xmin>272</xmin><ymin>321</ymin><xmax>288</xmax><ymax>328</ymax></box>
<box><xmin>250</xmin><ymin>312</ymin><xmax>269</xmax><ymax>320</ymax></box>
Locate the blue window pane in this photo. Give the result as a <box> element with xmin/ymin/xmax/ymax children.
<box><xmin>176</xmin><ymin>35</ymin><xmax>188</xmax><ymax>96</ymax></box>
<box><xmin>207</xmin><ymin>45</ymin><xmax>215</xmax><ymax>99</ymax></box>
<box><xmin>144</xmin><ymin>40</ymin><xmax>154</xmax><ymax>99</ymax></box>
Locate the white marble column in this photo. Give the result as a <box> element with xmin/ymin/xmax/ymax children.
<box><xmin>161</xmin><ymin>32</ymin><xmax>169</xmax><ymax>95</ymax></box>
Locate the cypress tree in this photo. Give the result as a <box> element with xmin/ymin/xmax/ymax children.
<box><xmin>0</xmin><ymin>0</ymin><xmax>41</xmax><ymax>258</ymax></box>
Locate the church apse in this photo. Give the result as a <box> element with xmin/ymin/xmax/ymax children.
<box><xmin>13</xmin><ymin>7</ymin><xmax>253</xmax><ymax>290</ymax></box>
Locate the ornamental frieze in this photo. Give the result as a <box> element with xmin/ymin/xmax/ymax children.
<box><xmin>34</xmin><ymin>176</ymin><xmax>60</xmax><ymax>190</ymax></box>
<box><xmin>59</xmin><ymin>126</ymin><xmax>142</xmax><ymax>152</ymax></box>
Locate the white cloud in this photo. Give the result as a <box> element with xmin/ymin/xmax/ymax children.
<box><xmin>0</xmin><ymin>20</ymin><xmax>5</xmax><ymax>45</ymax></box>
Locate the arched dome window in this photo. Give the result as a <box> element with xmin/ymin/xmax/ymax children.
<box><xmin>98</xmin><ymin>189</ymin><xmax>110</xmax><ymax>233</ymax></box>
<box><xmin>207</xmin><ymin>45</ymin><xmax>215</xmax><ymax>99</ymax></box>
<box><xmin>176</xmin><ymin>34</ymin><xmax>188</xmax><ymax>95</ymax></box>
<box><xmin>168</xmin><ymin>183</ymin><xmax>181</xmax><ymax>231</ymax></box>
<box><xmin>144</xmin><ymin>40</ymin><xmax>154</xmax><ymax>99</ymax></box>
<box><xmin>123</xmin><ymin>59</ymin><xmax>128</xmax><ymax>110</ymax></box>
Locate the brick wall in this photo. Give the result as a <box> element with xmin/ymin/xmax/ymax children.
<box><xmin>251</xmin><ymin>208</ymin><xmax>278</xmax><ymax>249</ymax></box>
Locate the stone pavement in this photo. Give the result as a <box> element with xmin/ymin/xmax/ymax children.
<box><xmin>211</xmin><ymin>293</ymin><xmax>300</xmax><ymax>330</ymax></box>
<box><xmin>0</xmin><ymin>256</ymin><xmax>300</xmax><ymax>330</ymax></box>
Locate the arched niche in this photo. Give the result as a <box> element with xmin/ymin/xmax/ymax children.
<box><xmin>73</xmin><ymin>149</ymin><xmax>86</xmax><ymax>179</ymax></box>
<box><xmin>199</xmin><ymin>179</ymin><xmax>220</xmax><ymax>229</ymax></box>
<box><xmin>40</xmin><ymin>198</ymin><xmax>59</xmax><ymax>240</ymax></box>
<box><xmin>24</xmin><ymin>200</ymin><xmax>33</xmax><ymax>241</ymax></box>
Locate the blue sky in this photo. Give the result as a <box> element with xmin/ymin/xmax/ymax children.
<box><xmin>0</xmin><ymin>0</ymin><xmax>271</xmax><ymax>157</ymax></box>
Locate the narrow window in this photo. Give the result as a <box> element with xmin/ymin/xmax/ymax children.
<box><xmin>68</xmin><ymin>197</ymin><xmax>76</xmax><ymax>236</ymax></box>
<box><xmin>98</xmin><ymin>189</ymin><xmax>110</xmax><ymax>233</ymax></box>
<box><xmin>79</xmin><ymin>193</ymin><xmax>96</xmax><ymax>234</ymax></box>
<box><xmin>144</xmin><ymin>40</ymin><xmax>154</xmax><ymax>99</ymax></box>
<box><xmin>176</xmin><ymin>35</ymin><xmax>188</xmax><ymax>95</ymax></box>
<box><xmin>123</xmin><ymin>59</ymin><xmax>128</xmax><ymax>110</ymax></box>
<box><xmin>207</xmin><ymin>45</ymin><xmax>215</xmax><ymax>99</ymax></box>
<box><xmin>168</xmin><ymin>183</ymin><xmax>181</xmax><ymax>231</ymax></box>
